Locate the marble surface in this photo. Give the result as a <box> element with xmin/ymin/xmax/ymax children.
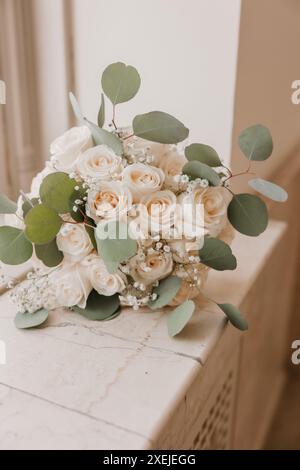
<box><xmin>0</xmin><ymin>220</ymin><xmax>286</xmax><ymax>449</ymax></box>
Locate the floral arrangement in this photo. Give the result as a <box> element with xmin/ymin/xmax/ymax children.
<box><xmin>0</xmin><ymin>62</ymin><xmax>288</xmax><ymax>336</ymax></box>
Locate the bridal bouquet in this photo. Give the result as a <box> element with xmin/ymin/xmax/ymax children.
<box><xmin>0</xmin><ymin>62</ymin><xmax>287</xmax><ymax>336</ymax></box>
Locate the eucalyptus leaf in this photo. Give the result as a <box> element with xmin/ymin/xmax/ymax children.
<box><xmin>14</xmin><ymin>308</ymin><xmax>49</xmax><ymax>329</ymax></box>
<box><xmin>217</xmin><ymin>303</ymin><xmax>248</xmax><ymax>331</ymax></box>
<box><xmin>133</xmin><ymin>111</ymin><xmax>189</xmax><ymax>144</ymax></box>
<box><xmin>22</xmin><ymin>197</ymin><xmax>39</xmax><ymax>217</ymax></box>
<box><xmin>182</xmin><ymin>161</ymin><xmax>221</xmax><ymax>186</ymax></box>
<box><xmin>84</xmin><ymin>119</ymin><xmax>123</xmax><ymax>155</ymax></box>
<box><xmin>148</xmin><ymin>276</ymin><xmax>182</xmax><ymax>309</ymax></box>
<box><xmin>227</xmin><ymin>193</ymin><xmax>268</xmax><ymax>237</ymax></box>
<box><xmin>40</xmin><ymin>172</ymin><xmax>77</xmax><ymax>213</ymax></box>
<box><xmin>238</xmin><ymin>124</ymin><xmax>273</xmax><ymax>161</ymax></box>
<box><xmin>95</xmin><ymin>221</ymin><xmax>137</xmax><ymax>273</ymax></box>
<box><xmin>35</xmin><ymin>239</ymin><xmax>63</xmax><ymax>267</ymax></box>
<box><xmin>185</xmin><ymin>143</ymin><xmax>222</xmax><ymax>167</ymax></box>
<box><xmin>248</xmin><ymin>178</ymin><xmax>288</xmax><ymax>203</ymax></box>
<box><xmin>85</xmin><ymin>224</ymin><xmax>97</xmax><ymax>250</ymax></box>
<box><xmin>167</xmin><ymin>300</ymin><xmax>196</xmax><ymax>337</ymax></box>
<box><xmin>0</xmin><ymin>193</ymin><xmax>17</xmax><ymax>214</ymax></box>
<box><xmin>69</xmin><ymin>92</ymin><xmax>84</xmax><ymax>123</ymax></box>
<box><xmin>73</xmin><ymin>290</ymin><xmax>120</xmax><ymax>321</ymax></box>
<box><xmin>97</xmin><ymin>93</ymin><xmax>105</xmax><ymax>128</ymax></box>
<box><xmin>0</xmin><ymin>226</ymin><xmax>33</xmax><ymax>265</ymax></box>
<box><xmin>25</xmin><ymin>204</ymin><xmax>62</xmax><ymax>245</ymax></box>
<box><xmin>199</xmin><ymin>237</ymin><xmax>237</xmax><ymax>271</ymax></box>
<box><xmin>101</xmin><ymin>62</ymin><xmax>141</xmax><ymax>105</ymax></box>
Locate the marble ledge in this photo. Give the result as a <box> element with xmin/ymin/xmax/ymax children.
<box><xmin>0</xmin><ymin>220</ymin><xmax>287</xmax><ymax>449</ymax></box>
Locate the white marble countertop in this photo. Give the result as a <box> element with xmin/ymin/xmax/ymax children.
<box><xmin>0</xmin><ymin>220</ymin><xmax>286</xmax><ymax>449</ymax></box>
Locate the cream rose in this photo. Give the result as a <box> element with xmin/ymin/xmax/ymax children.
<box><xmin>87</xmin><ymin>181</ymin><xmax>132</xmax><ymax>223</ymax></box>
<box><xmin>138</xmin><ymin>190</ymin><xmax>177</xmax><ymax>238</ymax></box>
<box><xmin>180</xmin><ymin>186</ymin><xmax>230</xmax><ymax>238</ymax></box>
<box><xmin>157</xmin><ymin>148</ymin><xmax>187</xmax><ymax>189</ymax></box>
<box><xmin>130</xmin><ymin>250</ymin><xmax>173</xmax><ymax>286</ymax></box>
<box><xmin>169</xmin><ymin>264</ymin><xmax>209</xmax><ymax>306</ymax></box>
<box><xmin>76</xmin><ymin>145</ymin><xmax>123</xmax><ymax>181</ymax></box>
<box><xmin>81</xmin><ymin>254</ymin><xmax>126</xmax><ymax>296</ymax></box>
<box><xmin>168</xmin><ymin>237</ymin><xmax>204</xmax><ymax>264</ymax></box>
<box><xmin>56</xmin><ymin>223</ymin><xmax>93</xmax><ymax>263</ymax></box>
<box><xmin>123</xmin><ymin>163</ymin><xmax>164</xmax><ymax>202</ymax></box>
<box><xmin>50</xmin><ymin>126</ymin><xmax>93</xmax><ymax>173</ymax></box>
<box><xmin>121</xmin><ymin>127</ymin><xmax>168</xmax><ymax>165</ymax></box>
<box><xmin>53</xmin><ymin>263</ymin><xmax>92</xmax><ymax>308</ymax></box>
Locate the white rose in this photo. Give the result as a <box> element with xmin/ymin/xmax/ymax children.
<box><xmin>56</xmin><ymin>223</ymin><xmax>93</xmax><ymax>263</ymax></box>
<box><xmin>123</xmin><ymin>163</ymin><xmax>164</xmax><ymax>203</ymax></box>
<box><xmin>29</xmin><ymin>165</ymin><xmax>55</xmax><ymax>199</ymax></box>
<box><xmin>138</xmin><ymin>190</ymin><xmax>177</xmax><ymax>238</ymax></box>
<box><xmin>129</xmin><ymin>250</ymin><xmax>173</xmax><ymax>286</ymax></box>
<box><xmin>81</xmin><ymin>254</ymin><xmax>126</xmax><ymax>296</ymax></box>
<box><xmin>87</xmin><ymin>181</ymin><xmax>132</xmax><ymax>223</ymax></box>
<box><xmin>50</xmin><ymin>125</ymin><xmax>93</xmax><ymax>173</ymax></box>
<box><xmin>53</xmin><ymin>263</ymin><xmax>92</xmax><ymax>308</ymax></box>
<box><xmin>157</xmin><ymin>148</ymin><xmax>187</xmax><ymax>189</ymax></box>
<box><xmin>76</xmin><ymin>145</ymin><xmax>123</xmax><ymax>181</ymax></box>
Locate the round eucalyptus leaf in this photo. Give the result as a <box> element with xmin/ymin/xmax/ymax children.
<box><xmin>14</xmin><ymin>309</ymin><xmax>49</xmax><ymax>329</ymax></box>
<box><xmin>35</xmin><ymin>239</ymin><xmax>63</xmax><ymax>267</ymax></box>
<box><xmin>97</xmin><ymin>93</ymin><xmax>105</xmax><ymax>128</ymax></box>
<box><xmin>228</xmin><ymin>193</ymin><xmax>268</xmax><ymax>237</ymax></box>
<box><xmin>40</xmin><ymin>172</ymin><xmax>77</xmax><ymax>213</ymax></box>
<box><xmin>199</xmin><ymin>237</ymin><xmax>237</xmax><ymax>271</ymax></box>
<box><xmin>248</xmin><ymin>178</ymin><xmax>288</xmax><ymax>203</ymax></box>
<box><xmin>0</xmin><ymin>193</ymin><xmax>17</xmax><ymax>214</ymax></box>
<box><xmin>167</xmin><ymin>300</ymin><xmax>196</xmax><ymax>337</ymax></box>
<box><xmin>25</xmin><ymin>204</ymin><xmax>62</xmax><ymax>245</ymax></box>
<box><xmin>85</xmin><ymin>224</ymin><xmax>97</xmax><ymax>250</ymax></box>
<box><xmin>238</xmin><ymin>124</ymin><xmax>273</xmax><ymax>161</ymax></box>
<box><xmin>69</xmin><ymin>92</ymin><xmax>84</xmax><ymax>124</ymax></box>
<box><xmin>0</xmin><ymin>226</ymin><xmax>33</xmax><ymax>265</ymax></box>
<box><xmin>217</xmin><ymin>303</ymin><xmax>248</xmax><ymax>331</ymax></box>
<box><xmin>22</xmin><ymin>197</ymin><xmax>39</xmax><ymax>217</ymax></box>
<box><xmin>101</xmin><ymin>62</ymin><xmax>141</xmax><ymax>105</ymax></box>
<box><xmin>95</xmin><ymin>221</ymin><xmax>137</xmax><ymax>273</ymax></box>
<box><xmin>85</xmin><ymin>119</ymin><xmax>123</xmax><ymax>155</ymax></box>
<box><xmin>133</xmin><ymin>111</ymin><xmax>189</xmax><ymax>144</ymax></box>
<box><xmin>73</xmin><ymin>290</ymin><xmax>120</xmax><ymax>321</ymax></box>
<box><xmin>185</xmin><ymin>143</ymin><xmax>222</xmax><ymax>167</ymax></box>
<box><xmin>182</xmin><ymin>161</ymin><xmax>221</xmax><ymax>186</ymax></box>
<box><xmin>148</xmin><ymin>276</ymin><xmax>182</xmax><ymax>310</ymax></box>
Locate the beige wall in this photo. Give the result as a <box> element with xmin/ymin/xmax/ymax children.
<box><xmin>231</xmin><ymin>0</ymin><xmax>300</xmax><ymax>191</ymax></box>
<box><xmin>73</xmin><ymin>0</ymin><xmax>241</xmax><ymax>165</ymax></box>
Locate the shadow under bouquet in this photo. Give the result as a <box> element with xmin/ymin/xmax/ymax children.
<box><xmin>0</xmin><ymin>62</ymin><xmax>288</xmax><ymax>336</ymax></box>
